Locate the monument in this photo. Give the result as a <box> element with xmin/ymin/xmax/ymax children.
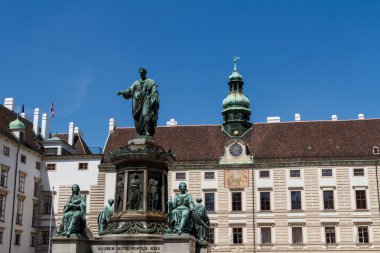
<box><xmin>52</xmin><ymin>68</ymin><xmax>209</xmax><ymax>253</ymax></box>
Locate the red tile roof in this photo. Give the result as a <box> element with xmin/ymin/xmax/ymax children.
<box><xmin>50</xmin><ymin>133</ymin><xmax>92</xmax><ymax>155</ymax></box>
<box><xmin>103</xmin><ymin>119</ymin><xmax>380</xmax><ymax>163</ymax></box>
<box><xmin>0</xmin><ymin>104</ymin><xmax>43</xmax><ymax>153</ymax></box>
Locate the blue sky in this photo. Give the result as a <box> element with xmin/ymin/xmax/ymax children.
<box><xmin>1</xmin><ymin>1</ymin><xmax>379</xmax><ymax>148</ymax></box>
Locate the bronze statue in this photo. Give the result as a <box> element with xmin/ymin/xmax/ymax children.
<box><xmin>116</xmin><ymin>174</ymin><xmax>124</xmax><ymax>212</ymax></box>
<box><xmin>127</xmin><ymin>173</ymin><xmax>142</xmax><ymax>210</ymax></box>
<box><xmin>167</xmin><ymin>182</ymin><xmax>195</xmax><ymax>235</ymax></box>
<box><xmin>148</xmin><ymin>178</ymin><xmax>159</xmax><ymax>211</ymax></box>
<box><xmin>98</xmin><ymin>199</ymin><xmax>114</xmax><ymax>232</ymax></box>
<box><xmin>193</xmin><ymin>197</ymin><xmax>210</xmax><ymax>241</ymax></box>
<box><xmin>57</xmin><ymin>184</ymin><xmax>86</xmax><ymax>237</ymax></box>
<box><xmin>117</xmin><ymin>68</ymin><xmax>159</xmax><ymax>136</ymax></box>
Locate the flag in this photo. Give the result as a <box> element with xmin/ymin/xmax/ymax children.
<box><xmin>50</xmin><ymin>102</ymin><xmax>55</xmax><ymax>118</ymax></box>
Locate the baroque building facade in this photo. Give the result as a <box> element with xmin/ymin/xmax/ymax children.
<box><xmin>1</xmin><ymin>62</ymin><xmax>380</xmax><ymax>253</ymax></box>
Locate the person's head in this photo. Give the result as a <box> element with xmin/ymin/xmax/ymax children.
<box><xmin>72</xmin><ymin>184</ymin><xmax>80</xmax><ymax>194</ymax></box>
<box><xmin>139</xmin><ymin>68</ymin><xmax>147</xmax><ymax>79</ymax></box>
<box><xmin>108</xmin><ymin>198</ymin><xmax>114</xmax><ymax>206</ymax></box>
<box><xmin>179</xmin><ymin>182</ymin><xmax>187</xmax><ymax>192</ymax></box>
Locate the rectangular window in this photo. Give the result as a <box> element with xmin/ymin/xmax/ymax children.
<box><xmin>20</xmin><ymin>154</ymin><xmax>26</xmax><ymax>163</ymax></box>
<box><xmin>46</xmin><ymin>163</ymin><xmax>56</xmax><ymax>171</ymax></box>
<box><xmin>356</xmin><ymin>190</ymin><xmax>367</xmax><ymax>209</ymax></box>
<box><xmin>78</xmin><ymin>163</ymin><xmax>88</xmax><ymax>170</ymax></box>
<box><xmin>357</xmin><ymin>226</ymin><xmax>369</xmax><ymax>243</ymax></box>
<box><xmin>0</xmin><ymin>168</ymin><xmax>8</xmax><ymax>187</ymax></box>
<box><xmin>0</xmin><ymin>231</ymin><xmax>3</xmax><ymax>243</ymax></box>
<box><xmin>207</xmin><ymin>227</ymin><xmax>215</xmax><ymax>244</ymax></box>
<box><xmin>3</xmin><ymin>146</ymin><xmax>9</xmax><ymax>156</ymax></box>
<box><xmin>325</xmin><ymin>227</ymin><xmax>336</xmax><ymax>244</ymax></box>
<box><xmin>15</xmin><ymin>234</ymin><xmax>21</xmax><ymax>245</ymax></box>
<box><xmin>322</xmin><ymin>169</ymin><xmax>333</xmax><ymax>177</ymax></box>
<box><xmin>32</xmin><ymin>204</ymin><xmax>38</xmax><ymax>227</ymax></box>
<box><xmin>260</xmin><ymin>192</ymin><xmax>271</xmax><ymax>211</ymax></box>
<box><xmin>261</xmin><ymin>227</ymin><xmax>271</xmax><ymax>244</ymax></box>
<box><xmin>43</xmin><ymin>195</ymin><xmax>52</xmax><ymax>214</ymax></box>
<box><xmin>31</xmin><ymin>234</ymin><xmax>36</xmax><ymax>247</ymax></box>
<box><xmin>0</xmin><ymin>195</ymin><xmax>5</xmax><ymax>221</ymax></box>
<box><xmin>41</xmin><ymin>231</ymin><xmax>50</xmax><ymax>245</ymax></box>
<box><xmin>204</xmin><ymin>172</ymin><xmax>215</xmax><ymax>180</ymax></box>
<box><xmin>354</xmin><ymin>168</ymin><xmax>364</xmax><ymax>176</ymax></box>
<box><xmin>18</xmin><ymin>175</ymin><xmax>25</xmax><ymax>193</ymax></box>
<box><xmin>292</xmin><ymin>227</ymin><xmax>303</xmax><ymax>244</ymax></box>
<box><xmin>232</xmin><ymin>192</ymin><xmax>242</xmax><ymax>211</ymax></box>
<box><xmin>16</xmin><ymin>199</ymin><xmax>24</xmax><ymax>225</ymax></box>
<box><xmin>35</xmin><ymin>162</ymin><xmax>41</xmax><ymax>170</ymax></box>
<box><xmin>260</xmin><ymin>171</ymin><xmax>270</xmax><ymax>178</ymax></box>
<box><xmin>291</xmin><ymin>191</ymin><xmax>302</xmax><ymax>210</ymax></box>
<box><xmin>175</xmin><ymin>172</ymin><xmax>185</xmax><ymax>180</ymax></box>
<box><xmin>205</xmin><ymin>192</ymin><xmax>215</xmax><ymax>212</ymax></box>
<box><xmin>34</xmin><ymin>181</ymin><xmax>40</xmax><ymax>197</ymax></box>
<box><xmin>323</xmin><ymin>191</ymin><xmax>334</xmax><ymax>209</ymax></box>
<box><xmin>290</xmin><ymin>170</ymin><xmax>300</xmax><ymax>178</ymax></box>
<box><xmin>44</xmin><ymin>148</ymin><xmax>58</xmax><ymax>155</ymax></box>
<box><xmin>232</xmin><ymin>227</ymin><xmax>243</xmax><ymax>244</ymax></box>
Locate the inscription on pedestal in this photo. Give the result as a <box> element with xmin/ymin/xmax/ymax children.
<box><xmin>94</xmin><ymin>245</ymin><xmax>162</xmax><ymax>253</ymax></box>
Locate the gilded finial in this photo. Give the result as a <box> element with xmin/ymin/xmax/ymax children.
<box><xmin>233</xmin><ymin>56</ymin><xmax>240</xmax><ymax>71</ymax></box>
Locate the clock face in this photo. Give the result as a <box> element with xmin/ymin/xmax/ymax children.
<box><xmin>229</xmin><ymin>143</ymin><xmax>243</xmax><ymax>157</ymax></box>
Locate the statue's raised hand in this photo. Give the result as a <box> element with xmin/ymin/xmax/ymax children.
<box><xmin>117</xmin><ymin>91</ymin><xmax>124</xmax><ymax>96</ymax></box>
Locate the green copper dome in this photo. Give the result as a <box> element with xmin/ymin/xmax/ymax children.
<box><xmin>222</xmin><ymin>92</ymin><xmax>250</xmax><ymax>110</ymax></box>
<box><xmin>9</xmin><ymin>117</ymin><xmax>25</xmax><ymax>130</ymax></box>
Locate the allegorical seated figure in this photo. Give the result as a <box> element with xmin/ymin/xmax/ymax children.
<box><xmin>168</xmin><ymin>182</ymin><xmax>195</xmax><ymax>234</ymax></box>
<box><xmin>98</xmin><ymin>199</ymin><xmax>114</xmax><ymax>233</ymax></box>
<box><xmin>57</xmin><ymin>184</ymin><xmax>86</xmax><ymax>237</ymax></box>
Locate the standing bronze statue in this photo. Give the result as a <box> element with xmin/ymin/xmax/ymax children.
<box><xmin>117</xmin><ymin>68</ymin><xmax>159</xmax><ymax>136</ymax></box>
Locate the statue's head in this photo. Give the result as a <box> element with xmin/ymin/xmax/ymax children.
<box><xmin>139</xmin><ymin>67</ymin><xmax>147</xmax><ymax>75</ymax></box>
<box><xmin>108</xmin><ymin>198</ymin><xmax>114</xmax><ymax>206</ymax></box>
<box><xmin>72</xmin><ymin>184</ymin><xmax>80</xmax><ymax>194</ymax></box>
<box><xmin>179</xmin><ymin>182</ymin><xmax>187</xmax><ymax>192</ymax></box>
<box><xmin>196</xmin><ymin>197</ymin><xmax>202</xmax><ymax>203</ymax></box>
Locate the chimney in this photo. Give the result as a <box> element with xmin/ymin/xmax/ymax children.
<box><xmin>109</xmin><ymin>118</ymin><xmax>116</xmax><ymax>132</ymax></box>
<box><xmin>166</xmin><ymin>118</ymin><xmax>178</xmax><ymax>126</ymax></box>
<box><xmin>74</xmin><ymin>126</ymin><xmax>83</xmax><ymax>137</ymax></box>
<box><xmin>4</xmin><ymin>98</ymin><xmax>14</xmax><ymax>111</ymax></box>
<box><xmin>33</xmin><ymin>108</ymin><xmax>40</xmax><ymax>134</ymax></box>
<box><xmin>358</xmin><ymin>113</ymin><xmax>365</xmax><ymax>120</ymax></box>
<box><xmin>331</xmin><ymin>115</ymin><xmax>338</xmax><ymax>121</ymax></box>
<box><xmin>41</xmin><ymin>113</ymin><xmax>50</xmax><ymax>139</ymax></box>
<box><xmin>68</xmin><ymin>122</ymin><xmax>75</xmax><ymax>146</ymax></box>
<box><xmin>295</xmin><ymin>113</ymin><xmax>301</xmax><ymax>121</ymax></box>
<box><xmin>267</xmin><ymin>116</ymin><xmax>281</xmax><ymax>123</ymax></box>
<box><xmin>20</xmin><ymin>112</ymin><xmax>27</xmax><ymax>119</ymax></box>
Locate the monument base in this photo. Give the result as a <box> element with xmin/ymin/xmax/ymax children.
<box><xmin>52</xmin><ymin>235</ymin><xmax>91</xmax><ymax>253</ymax></box>
<box><xmin>89</xmin><ymin>233</ymin><xmax>208</xmax><ymax>253</ymax></box>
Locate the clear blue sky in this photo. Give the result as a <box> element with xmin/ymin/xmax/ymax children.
<box><xmin>1</xmin><ymin>0</ymin><xmax>379</xmax><ymax>148</ymax></box>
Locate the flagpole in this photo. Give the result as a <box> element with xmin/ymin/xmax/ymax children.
<box><xmin>48</xmin><ymin>186</ymin><xmax>54</xmax><ymax>253</ymax></box>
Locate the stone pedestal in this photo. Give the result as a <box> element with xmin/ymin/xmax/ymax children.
<box><xmin>163</xmin><ymin>234</ymin><xmax>196</xmax><ymax>253</ymax></box>
<box><xmin>52</xmin><ymin>235</ymin><xmax>91</xmax><ymax>253</ymax></box>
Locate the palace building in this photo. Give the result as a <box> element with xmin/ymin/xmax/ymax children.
<box><xmin>1</xmin><ymin>61</ymin><xmax>380</xmax><ymax>252</ymax></box>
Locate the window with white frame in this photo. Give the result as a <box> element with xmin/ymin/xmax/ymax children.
<box><xmin>353</xmin><ymin>168</ymin><xmax>364</xmax><ymax>176</ymax></box>
<box><xmin>43</xmin><ymin>195</ymin><xmax>52</xmax><ymax>214</ymax></box>
<box><xmin>321</xmin><ymin>169</ymin><xmax>333</xmax><ymax>177</ymax></box>
<box><xmin>325</xmin><ymin>226</ymin><xmax>336</xmax><ymax>244</ymax></box>
<box><xmin>175</xmin><ymin>172</ymin><xmax>186</xmax><ymax>180</ymax></box>
<box><xmin>40</xmin><ymin>231</ymin><xmax>50</xmax><ymax>245</ymax></box>
<box><xmin>291</xmin><ymin>191</ymin><xmax>302</xmax><ymax>210</ymax></box>
<box><xmin>290</xmin><ymin>170</ymin><xmax>301</xmax><ymax>178</ymax></box>
<box><xmin>232</xmin><ymin>227</ymin><xmax>243</xmax><ymax>244</ymax></box>
<box><xmin>357</xmin><ymin>226</ymin><xmax>369</xmax><ymax>244</ymax></box>
<box><xmin>207</xmin><ymin>227</ymin><xmax>215</xmax><ymax>244</ymax></box>
<box><xmin>0</xmin><ymin>165</ymin><xmax>8</xmax><ymax>187</ymax></box>
<box><xmin>231</xmin><ymin>192</ymin><xmax>242</xmax><ymax>211</ymax></box>
<box><xmin>46</xmin><ymin>163</ymin><xmax>56</xmax><ymax>171</ymax></box>
<box><xmin>260</xmin><ymin>170</ymin><xmax>270</xmax><ymax>178</ymax></box>
<box><xmin>260</xmin><ymin>192</ymin><xmax>270</xmax><ymax>211</ymax></box>
<box><xmin>0</xmin><ymin>195</ymin><xmax>6</xmax><ymax>221</ymax></box>
<box><xmin>204</xmin><ymin>192</ymin><xmax>215</xmax><ymax>212</ymax></box>
<box><xmin>78</xmin><ymin>163</ymin><xmax>88</xmax><ymax>170</ymax></box>
<box><xmin>323</xmin><ymin>190</ymin><xmax>334</xmax><ymax>210</ymax></box>
<box><xmin>16</xmin><ymin>198</ymin><xmax>24</xmax><ymax>225</ymax></box>
<box><xmin>204</xmin><ymin>171</ymin><xmax>215</xmax><ymax>180</ymax></box>
<box><xmin>18</xmin><ymin>175</ymin><xmax>25</xmax><ymax>193</ymax></box>
<box><xmin>356</xmin><ymin>190</ymin><xmax>367</xmax><ymax>209</ymax></box>
<box><xmin>2</xmin><ymin>146</ymin><xmax>9</xmax><ymax>156</ymax></box>
<box><xmin>292</xmin><ymin>226</ymin><xmax>303</xmax><ymax>244</ymax></box>
<box><xmin>261</xmin><ymin>227</ymin><xmax>271</xmax><ymax>244</ymax></box>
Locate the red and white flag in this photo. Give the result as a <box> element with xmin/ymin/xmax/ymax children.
<box><xmin>50</xmin><ymin>102</ymin><xmax>55</xmax><ymax>118</ymax></box>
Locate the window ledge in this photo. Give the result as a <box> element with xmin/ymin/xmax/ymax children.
<box><xmin>290</xmin><ymin>243</ymin><xmax>305</xmax><ymax>247</ymax></box>
<box><xmin>356</xmin><ymin>243</ymin><xmax>372</xmax><ymax>247</ymax></box>
<box><xmin>259</xmin><ymin>243</ymin><xmax>273</xmax><ymax>247</ymax></box>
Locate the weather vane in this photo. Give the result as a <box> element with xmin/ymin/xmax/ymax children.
<box><xmin>233</xmin><ymin>56</ymin><xmax>240</xmax><ymax>70</ymax></box>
